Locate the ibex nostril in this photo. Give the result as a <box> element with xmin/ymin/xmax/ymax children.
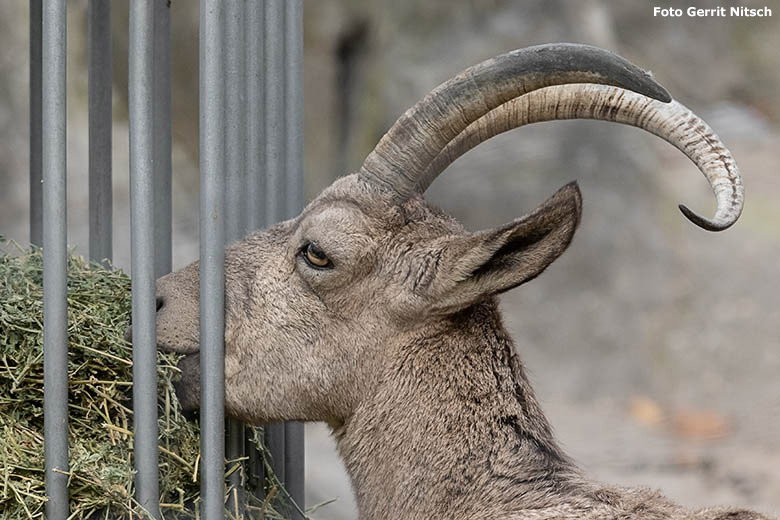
<box><xmin>156</xmin><ymin>296</ymin><xmax>165</xmax><ymax>312</ymax></box>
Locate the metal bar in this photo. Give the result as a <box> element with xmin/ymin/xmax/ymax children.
<box><xmin>264</xmin><ymin>0</ymin><xmax>284</xmax><ymax>224</ymax></box>
<box><xmin>283</xmin><ymin>2</ymin><xmax>306</xmax><ymax>516</ymax></box>
<box><xmin>266</xmin><ymin>423</ymin><xmax>286</xmax><ymax>489</ymax></box>
<box><xmin>153</xmin><ymin>0</ymin><xmax>172</xmax><ymax>278</ymax></box>
<box><xmin>224</xmin><ymin>0</ymin><xmax>247</xmax><ymax>515</ymax></box>
<box><xmin>284</xmin><ymin>0</ymin><xmax>304</xmax><ymax>220</ymax></box>
<box><xmin>226</xmin><ymin>419</ymin><xmax>245</xmax><ymax>514</ymax></box>
<box><xmin>88</xmin><ymin>0</ymin><xmax>112</xmax><ymax>265</ymax></box>
<box><xmin>263</xmin><ymin>0</ymin><xmax>288</xmax><ymax>497</ymax></box>
<box><xmin>29</xmin><ymin>0</ymin><xmax>42</xmax><ymax>247</ymax></box>
<box><xmin>225</xmin><ymin>0</ymin><xmax>248</xmax><ymax>240</ymax></box>
<box><xmin>284</xmin><ymin>422</ymin><xmax>305</xmax><ymax>518</ymax></box>
<box><xmin>245</xmin><ymin>2</ymin><xmax>266</xmax><ymax>503</ymax></box>
<box><xmin>199</xmin><ymin>1</ymin><xmax>226</xmax><ymax>519</ymax></box>
<box><xmin>246</xmin><ymin>429</ymin><xmax>265</xmax><ymax>502</ymax></box>
<box><xmin>245</xmin><ymin>0</ymin><xmax>265</xmax><ymax>233</ymax></box>
<box><xmin>42</xmin><ymin>1</ymin><xmax>68</xmax><ymax>517</ymax></box>
<box><xmin>129</xmin><ymin>1</ymin><xmax>161</xmax><ymax>517</ymax></box>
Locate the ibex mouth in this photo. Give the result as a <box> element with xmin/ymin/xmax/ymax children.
<box><xmin>157</xmin><ymin>341</ymin><xmax>199</xmax><ymax>356</ymax></box>
<box><xmin>172</xmin><ymin>352</ymin><xmax>201</xmax><ymax>412</ymax></box>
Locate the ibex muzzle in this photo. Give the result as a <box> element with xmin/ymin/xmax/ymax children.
<box><xmin>152</xmin><ymin>44</ymin><xmax>760</xmax><ymax>519</ymax></box>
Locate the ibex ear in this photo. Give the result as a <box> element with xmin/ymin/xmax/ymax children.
<box><xmin>427</xmin><ymin>182</ymin><xmax>582</xmax><ymax>314</ymax></box>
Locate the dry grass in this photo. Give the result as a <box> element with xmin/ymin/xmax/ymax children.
<box><xmin>0</xmin><ymin>241</ymin><xmax>305</xmax><ymax>519</ymax></box>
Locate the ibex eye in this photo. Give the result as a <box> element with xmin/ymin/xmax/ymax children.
<box><xmin>302</xmin><ymin>242</ymin><xmax>332</xmax><ymax>269</ymax></box>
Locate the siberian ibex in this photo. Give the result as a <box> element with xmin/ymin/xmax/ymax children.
<box><xmin>154</xmin><ymin>44</ymin><xmax>766</xmax><ymax>519</ymax></box>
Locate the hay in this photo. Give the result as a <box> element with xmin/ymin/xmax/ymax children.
<box><xmin>0</xmin><ymin>242</ymin><xmax>305</xmax><ymax>519</ymax></box>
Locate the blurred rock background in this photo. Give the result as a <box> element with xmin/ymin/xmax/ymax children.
<box><xmin>1</xmin><ymin>0</ymin><xmax>778</xmax><ymax>518</ymax></box>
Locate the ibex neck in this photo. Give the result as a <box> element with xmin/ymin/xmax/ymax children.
<box><xmin>334</xmin><ymin>300</ymin><xmax>582</xmax><ymax>519</ymax></box>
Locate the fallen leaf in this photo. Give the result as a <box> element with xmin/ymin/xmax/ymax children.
<box><xmin>670</xmin><ymin>409</ymin><xmax>731</xmax><ymax>440</ymax></box>
<box><xmin>628</xmin><ymin>395</ymin><xmax>665</xmax><ymax>427</ymax></box>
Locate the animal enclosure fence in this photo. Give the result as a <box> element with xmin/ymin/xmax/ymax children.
<box><xmin>29</xmin><ymin>0</ymin><xmax>304</xmax><ymax>518</ymax></box>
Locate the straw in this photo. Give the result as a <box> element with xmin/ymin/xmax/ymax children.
<box><xmin>0</xmin><ymin>241</ymin><xmax>305</xmax><ymax>519</ymax></box>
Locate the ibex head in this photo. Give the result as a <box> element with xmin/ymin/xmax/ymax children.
<box><xmin>155</xmin><ymin>44</ymin><xmax>743</xmax><ymax>428</ymax></box>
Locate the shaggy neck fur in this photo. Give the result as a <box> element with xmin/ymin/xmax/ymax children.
<box><xmin>333</xmin><ymin>300</ymin><xmax>587</xmax><ymax>519</ymax></box>
<box><xmin>331</xmin><ymin>301</ymin><xmax>766</xmax><ymax>520</ymax></box>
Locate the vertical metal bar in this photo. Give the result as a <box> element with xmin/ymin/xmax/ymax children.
<box><xmin>200</xmin><ymin>1</ymin><xmax>226</xmax><ymax>519</ymax></box>
<box><xmin>129</xmin><ymin>1</ymin><xmax>161</xmax><ymax>518</ymax></box>
<box><xmin>226</xmin><ymin>420</ymin><xmax>245</xmax><ymax>515</ymax></box>
<box><xmin>284</xmin><ymin>2</ymin><xmax>306</xmax><ymax>517</ymax></box>
<box><xmin>246</xmin><ymin>0</ymin><xmax>265</xmax><ymax>233</ymax></box>
<box><xmin>29</xmin><ymin>0</ymin><xmax>42</xmax><ymax>247</ymax></box>
<box><xmin>245</xmin><ymin>5</ymin><xmax>266</xmax><ymax>501</ymax></box>
<box><xmin>225</xmin><ymin>0</ymin><xmax>248</xmax><ymax>240</ymax></box>
<box><xmin>264</xmin><ymin>0</ymin><xmax>284</xmax><ymax>225</ymax></box>
<box><xmin>284</xmin><ymin>422</ymin><xmax>305</xmax><ymax>518</ymax></box>
<box><xmin>266</xmin><ymin>424</ymin><xmax>286</xmax><ymax>489</ymax></box>
<box><xmin>264</xmin><ymin>0</ymin><xmax>288</xmax><ymax>492</ymax></box>
<box><xmin>246</xmin><ymin>428</ymin><xmax>265</xmax><ymax>502</ymax></box>
<box><xmin>153</xmin><ymin>0</ymin><xmax>172</xmax><ymax>278</ymax></box>
<box><xmin>284</xmin><ymin>0</ymin><xmax>304</xmax><ymax>220</ymax></box>
<box><xmin>88</xmin><ymin>0</ymin><xmax>113</xmax><ymax>265</ymax></box>
<box><xmin>224</xmin><ymin>0</ymin><xmax>247</xmax><ymax>515</ymax></box>
<box><xmin>42</xmin><ymin>1</ymin><xmax>68</xmax><ymax>517</ymax></box>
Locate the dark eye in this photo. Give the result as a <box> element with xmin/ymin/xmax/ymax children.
<box><xmin>301</xmin><ymin>242</ymin><xmax>332</xmax><ymax>269</ymax></box>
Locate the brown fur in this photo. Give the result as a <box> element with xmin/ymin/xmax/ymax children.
<box><xmin>155</xmin><ymin>175</ymin><xmax>771</xmax><ymax>519</ymax></box>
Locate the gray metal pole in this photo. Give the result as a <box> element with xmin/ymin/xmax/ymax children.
<box><xmin>225</xmin><ymin>0</ymin><xmax>248</xmax><ymax>240</ymax></box>
<box><xmin>266</xmin><ymin>423</ymin><xmax>286</xmax><ymax>490</ymax></box>
<box><xmin>264</xmin><ymin>0</ymin><xmax>288</xmax><ymax>491</ymax></box>
<box><xmin>42</xmin><ymin>1</ymin><xmax>68</xmax><ymax>518</ymax></box>
<box><xmin>284</xmin><ymin>421</ymin><xmax>305</xmax><ymax>519</ymax></box>
<box><xmin>29</xmin><ymin>0</ymin><xmax>42</xmax><ymax>247</ymax></box>
<box><xmin>284</xmin><ymin>0</ymin><xmax>304</xmax><ymax>220</ymax></box>
<box><xmin>264</xmin><ymin>0</ymin><xmax>284</xmax><ymax>225</ymax></box>
<box><xmin>224</xmin><ymin>0</ymin><xmax>247</xmax><ymax>515</ymax></box>
<box><xmin>153</xmin><ymin>0</ymin><xmax>172</xmax><ymax>278</ymax></box>
<box><xmin>246</xmin><ymin>0</ymin><xmax>265</xmax><ymax>233</ymax></box>
<box><xmin>284</xmin><ymin>2</ymin><xmax>306</xmax><ymax>517</ymax></box>
<box><xmin>200</xmin><ymin>1</ymin><xmax>226</xmax><ymax>519</ymax></box>
<box><xmin>246</xmin><ymin>428</ymin><xmax>265</xmax><ymax>502</ymax></box>
<box><xmin>226</xmin><ymin>419</ymin><xmax>245</xmax><ymax>515</ymax></box>
<box><xmin>245</xmin><ymin>5</ymin><xmax>266</xmax><ymax>500</ymax></box>
<box><xmin>88</xmin><ymin>0</ymin><xmax>112</xmax><ymax>265</ymax></box>
<box><xmin>129</xmin><ymin>1</ymin><xmax>161</xmax><ymax>517</ymax></box>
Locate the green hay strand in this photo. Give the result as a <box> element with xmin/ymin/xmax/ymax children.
<box><xmin>0</xmin><ymin>243</ymin><xmax>307</xmax><ymax>519</ymax></box>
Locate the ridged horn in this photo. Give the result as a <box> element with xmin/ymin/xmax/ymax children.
<box><xmin>358</xmin><ymin>43</ymin><xmax>671</xmax><ymax>200</ymax></box>
<box><xmin>422</xmin><ymin>84</ymin><xmax>743</xmax><ymax>231</ymax></box>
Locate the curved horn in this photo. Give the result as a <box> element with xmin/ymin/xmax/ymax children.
<box><xmin>358</xmin><ymin>43</ymin><xmax>671</xmax><ymax>200</ymax></box>
<box><xmin>422</xmin><ymin>84</ymin><xmax>743</xmax><ymax>231</ymax></box>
